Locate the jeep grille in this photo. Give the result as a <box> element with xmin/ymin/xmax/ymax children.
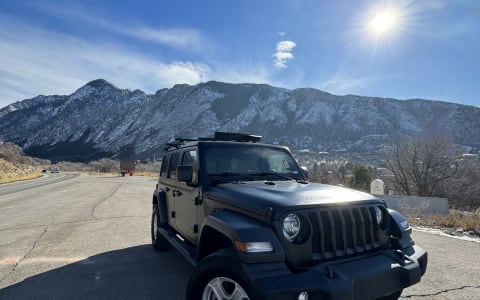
<box><xmin>307</xmin><ymin>205</ymin><xmax>389</xmax><ymax>261</ymax></box>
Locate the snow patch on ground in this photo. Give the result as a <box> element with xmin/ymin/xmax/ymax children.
<box><xmin>413</xmin><ymin>227</ymin><xmax>480</xmax><ymax>244</ymax></box>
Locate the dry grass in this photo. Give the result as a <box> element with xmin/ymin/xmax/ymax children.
<box><xmin>0</xmin><ymin>158</ymin><xmax>43</xmax><ymax>184</ymax></box>
<box><xmin>407</xmin><ymin>209</ymin><xmax>480</xmax><ymax>235</ymax></box>
<box><xmin>0</xmin><ymin>172</ymin><xmax>43</xmax><ymax>183</ymax></box>
<box><xmin>134</xmin><ymin>171</ymin><xmax>158</xmax><ymax>177</ymax></box>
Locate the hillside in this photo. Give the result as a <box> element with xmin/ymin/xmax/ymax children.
<box><xmin>0</xmin><ymin>79</ymin><xmax>479</xmax><ymax>162</ymax></box>
<box><xmin>0</xmin><ymin>142</ymin><xmax>49</xmax><ymax>183</ymax></box>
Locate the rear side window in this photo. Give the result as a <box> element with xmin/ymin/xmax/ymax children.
<box><xmin>168</xmin><ymin>152</ymin><xmax>180</xmax><ymax>179</ymax></box>
<box><xmin>159</xmin><ymin>155</ymin><xmax>169</xmax><ymax>178</ymax></box>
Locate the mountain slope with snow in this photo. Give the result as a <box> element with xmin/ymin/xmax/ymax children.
<box><xmin>0</xmin><ymin>79</ymin><xmax>478</xmax><ymax>162</ymax></box>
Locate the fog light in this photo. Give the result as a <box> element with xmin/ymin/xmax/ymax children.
<box><xmin>298</xmin><ymin>291</ymin><xmax>309</xmax><ymax>300</ymax></box>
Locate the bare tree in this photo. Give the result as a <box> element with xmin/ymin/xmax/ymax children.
<box><xmin>383</xmin><ymin>135</ymin><xmax>459</xmax><ymax>197</ymax></box>
<box><xmin>439</xmin><ymin>158</ymin><xmax>480</xmax><ymax>209</ymax></box>
<box><xmin>89</xmin><ymin>158</ymin><xmax>118</xmax><ymax>173</ymax></box>
<box><xmin>308</xmin><ymin>160</ymin><xmax>349</xmax><ymax>185</ymax></box>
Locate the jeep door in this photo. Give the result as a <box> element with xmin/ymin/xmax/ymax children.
<box><xmin>163</xmin><ymin>151</ymin><xmax>180</xmax><ymax>228</ymax></box>
<box><xmin>174</xmin><ymin>149</ymin><xmax>199</xmax><ymax>241</ymax></box>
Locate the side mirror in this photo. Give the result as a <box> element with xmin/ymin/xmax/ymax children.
<box><xmin>301</xmin><ymin>166</ymin><xmax>309</xmax><ymax>180</ymax></box>
<box><xmin>177</xmin><ymin>165</ymin><xmax>193</xmax><ymax>182</ymax></box>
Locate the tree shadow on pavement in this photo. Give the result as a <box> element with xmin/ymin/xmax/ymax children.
<box><xmin>0</xmin><ymin>245</ymin><xmax>192</xmax><ymax>300</ymax></box>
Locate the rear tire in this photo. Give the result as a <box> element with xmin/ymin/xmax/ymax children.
<box><xmin>151</xmin><ymin>206</ymin><xmax>170</xmax><ymax>251</ymax></box>
<box><xmin>187</xmin><ymin>249</ymin><xmax>254</xmax><ymax>300</ymax></box>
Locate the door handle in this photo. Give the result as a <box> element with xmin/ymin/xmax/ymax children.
<box><xmin>173</xmin><ymin>190</ymin><xmax>182</xmax><ymax>197</ymax></box>
<box><xmin>164</xmin><ymin>187</ymin><xmax>170</xmax><ymax>192</ymax></box>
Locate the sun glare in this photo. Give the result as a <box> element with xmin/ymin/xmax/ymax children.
<box><xmin>348</xmin><ymin>3</ymin><xmax>412</xmax><ymax>57</ymax></box>
<box><xmin>370</xmin><ymin>11</ymin><xmax>396</xmax><ymax>35</ymax></box>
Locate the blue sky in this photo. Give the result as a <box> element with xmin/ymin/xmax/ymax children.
<box><xmin>0</xmin><ymin>0</ymin><xmax>479</xmax><ymax>108</ymax></box>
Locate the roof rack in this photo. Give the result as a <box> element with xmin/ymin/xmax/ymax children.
<box><xmin>163</xmin><ymin>138</ymin><xmax>197</xmax><ymax>151</ymax></box>
<box><xmin>214</xmin><ymin>132</ymin><xmax>261</xmax><ymax>142</ymax></box>
<box><xmin>163</xmin><ymin>132</ymin><xmax>262</xmax><ymax>151</ymax></box>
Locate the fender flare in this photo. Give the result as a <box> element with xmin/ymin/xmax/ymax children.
<box><xmin>388</xmin><ymin>209</ymin><xmax>414</xmax><ymax>250</ymax></box>
<box><xmin>199</xmin><ymin>209</ymin><xmax>285</xmax><ymax>264</ymax></box>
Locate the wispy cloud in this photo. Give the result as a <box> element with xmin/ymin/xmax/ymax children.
<box><xmin>273</xmin><ymin>40</ymin><xmax>296</xmax><ymax>69</ymax></box>
<box><xmin>0</xmin><ymin>12</ymin><xmax>274</xmax><ymax>108</ymax></box>
<box><xmin>0</xmin><ymin>3</ymin><xmax>275</xmax><ymax>108</ymax></box>
<box><xmin>0</xmin><ymin>15</ymin><xmax>210</xmax><ymax>106</ymax></box>
<box><xmin>133</xmin><ymin>27</ymin><xmax>207</xmax><ymax>50</ymax></box>
<box><xmin>31</xmin><ymin>1</ymin><xmax>210</xmax><ymax>53</ymax></box>
<box><xmin>319</xmin><ymin>74</ymin><xmax>369</xmax><ymax>95</ymax></box>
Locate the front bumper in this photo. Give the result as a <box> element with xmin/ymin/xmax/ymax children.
<box><xmin>245</xmin><ymin>245</ymin><xmax>427</xmax><ymax>300</ymax></box>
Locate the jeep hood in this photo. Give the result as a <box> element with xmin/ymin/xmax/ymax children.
<box><xmin>205</xmin><ymin>181</ymin><xmax>381</xmax><ymax>219</ymax></box>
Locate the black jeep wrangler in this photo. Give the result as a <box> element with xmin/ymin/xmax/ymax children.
<box><xmin>151</xmin><ymin>132</ymin><xmax>427</xmax><ymax>300</ymax></box>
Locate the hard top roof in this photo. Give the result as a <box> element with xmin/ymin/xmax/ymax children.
<box><xmin>163</xmin><ymin>132</ymin><xmax>262</xmax><ymax>151</ymax></box>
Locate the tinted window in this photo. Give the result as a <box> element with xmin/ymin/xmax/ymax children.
<box><xmin>168</xmin><ymin>152</ymin><xmax>180</xmax><ymax>179</ymax></box>
<box><xmin>182</xmin><ymin>150</ymin><xmax>197</xmax><ymax>166</ymax></box>
<box><xmin>182</xmin><ymin>150</ymin><xmax>198</xmax><ymax>182</ymax></box>
<box><xmin>160</xmin><ymin>155</ymin><xmax>169</xmax><ymax>178</ymax></box>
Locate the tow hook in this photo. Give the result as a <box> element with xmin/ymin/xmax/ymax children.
<box><xmin>391</xmin><ymin>249</ymin><xmax>412</xmax><ymax>265</ymax></box>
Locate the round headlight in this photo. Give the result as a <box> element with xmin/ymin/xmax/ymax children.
<box><xmin>375</xmin><ymin>206</ymin><xmax>383</xmax><ymax>225</ymax></box>
<box><xmin>283</xmin><ymin>213</ymin><xmax>301</xmax><ymax>241</ymax></box>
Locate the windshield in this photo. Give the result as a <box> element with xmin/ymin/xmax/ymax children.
<box><xmin>202</xmin><ymin>144</ymin><xmax>303</xmax><ymax>180</ymax></box>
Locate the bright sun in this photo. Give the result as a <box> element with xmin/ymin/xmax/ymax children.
<box><xmin>369</xmin><ymin>11</ymin><xmax>396</xmax><ymax>36</ymax></box>
<box><xmin>354</xmin><ymin>4</ymin><xmax>408</xmax><ymax>51</ymax></box>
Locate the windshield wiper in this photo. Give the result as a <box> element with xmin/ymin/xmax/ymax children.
<box><xmin>252</xmin><ymin>172</ymin><xmax>308</xmax><ymax>184</ymax></box>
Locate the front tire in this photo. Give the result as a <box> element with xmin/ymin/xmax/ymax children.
<box><xmin>187</xmin><ymin>249</ymin><xmax>253</xmax><ymax>300</ymax></box>
<box><xmin>151</xmin><ymin>205</ymin><xmax>170</xmax><ymax>250</ymax></box>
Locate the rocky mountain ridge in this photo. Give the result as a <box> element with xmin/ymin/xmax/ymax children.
<box><xmin>0</xmin><ymin>79</ymin><xmax>479</xmax><ymax>162</ymax></box>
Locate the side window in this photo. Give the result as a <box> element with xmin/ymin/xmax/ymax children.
<box><xmin>168</xmin><ymin>152</ymin><xmax>180</xmax><ymax>179</ymax></box>
<box><xmin>159</xmin><ymin>155</ymin><xmax>169</xmax><ymax>178</ymax></box>
<box><xmin>181</xmin><ymin>150</ymin><xmax>197</xmax><ymax>166</ymax></box>
<box><xmin>268</xmin><ymin>154</ymin><xmax>293</xmax><ymax>173</ymax></box>
<box><xmin>181</xmin><ymin>150</ymin><xmax>198</xmax><ymax>182</ymax></box>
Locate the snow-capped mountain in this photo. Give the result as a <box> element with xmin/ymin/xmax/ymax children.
<box><xmin>0</xmin><ymin>79</ymin><xmax>479</xmax><ymax>162</ymax></box>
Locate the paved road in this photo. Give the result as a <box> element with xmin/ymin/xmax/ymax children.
<box><xmin>0</xmin><ymin>173</ymin><xmax>78</xmax><ymax>197</ymax></box>
<box><xmin>0</xmin><ymin>174</ymin><xmax>192</xmax><ymax>299</ymax></box>
<box><xmin>400</xmin><ymin>231</ymin><xmax>480</xmax><ymax>300</ymax></box>
<box><xmin>0</xmin><ymin>174</ymin><xmax>478</xmax><ymax>299</ymax></box>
